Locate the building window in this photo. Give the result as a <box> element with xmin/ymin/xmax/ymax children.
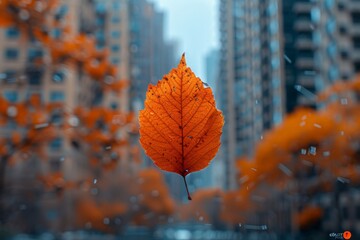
<box><xmin>6</xmin><ymin>27</ymin><xmax>20</xmax><ymax>39</ymax></box>
<box><xmin>110</xmin><ymin>102</ymin><xmax>118</xmax><ymax>109</ymax></box>
<box><xmin>3</xmin><ymin>91</ymin><xmax>18</xmax><ymax>103</ymax></box>
<box><xmin>52</xmin><ymin>70</ymin><xmax>66</xmax><ymax>83</ymax></box>
<box><xmin>111</xmin><ymin>45</ymin><xmax>120</xmax><ymax>52</ymax></box>
<box><xmin>52</xmin><ymin>28</ymin><xmax>62</xmax><ymax>39</ymax></box>
<box><xmin>111</xmin><ymin>31</ymin><xmax>121</xmax><ymax>38</ymax></box>
<box><xmin>356</xmin><ymin>206</ymin><xmax>360</xmax><ymax>220</ymax></box>
<box><xmin>342</xmin><ymin>206</ymin><xmax>348</xmax><ymax>220</ymax></box>
<box><xmin>28</xmin><ymin>48</ymin><xmax>43</xmax><ymax>61</ymax></box>
<box><xmin>3</xmin><ymin>70</ymin><xmax>17</xmax><ymax>83</ymax></box>
<box><xmin>55</xmin><ymin>5</ymin><xmax>68</xmax><ymax>20</ymax></box>
<box><xmin>28</xmin><ymin>69</ymin><xmax>43</xmax><ymax>85</ymax></box>
<box><xmin>112</xmin><ymin>16</ymin><xmax>120</xmax><ymax>23</ymax></box>
<box><xmin>353</xmin><ymin>37</ymin><xmax>360</xmax><ymax>49</ymax></box>
<box><xmin>113</xmin><ymin>1</ymin><xmax>121</xmax><ymax>10</ymax></box>
<box><xmin>352</xmin><ymin>12</ymin><xmax>360</xmax><ymax>24</ymax></box>
<box><xmin>50</xmin><ymin>91</ymin><xmax>65</xmax><ymax>102</ymax></box>
<box><xmin>49</xmin><ymin>138</ymin><xmax>62</xmax><ymax>150</ymax></box>
<box><xmin>5</xmin><ymin>48</ymin><xmax>19</xmax><ymax>60</ymax></box>
<box><xmin>111</xmin><ymin>58</ymin><xmax>120</xmax><ymax>64</ymax></box>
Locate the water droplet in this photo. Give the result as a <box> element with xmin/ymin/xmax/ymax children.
<box><xmin>91</xmin><ymin>188</ymin><xmax>98</xmax><ymax>195</ymax></box>
<box><xmin>19</xmin><ymin>10</ymin><xmax>30</xmax><ymax>21</ymax></box>
<box><xmin>93</xmin><ymin>179</ymin><xmax>97</xmax><ymax>184</ymax></box>
<box><xmin>103</xmin><ymin>218</ymin><xmax>110</xmax><ymax>225</ymax></box>
<box><xmin>309</xmin><ymin>146</ymin><xmax>317</xmax><ymax>155</ymax></box>
<box><xmin>301</xmin><ymin>149</ymin><xmax>307</xmax><ymax>155</ymax></box>
<box><xmin>85</xmin><ymin>222</ymin><xmax>92</xmax><ymax>229</ymax></box>
<box><xmin>68</xmin><ymin>116</ymin><xmax>79</xmax><ymax>127</ymax></box>
<box><xmin>341</xmin><ymin>98</ymin><xmax>348</xmax><ymax>105</ymax></box>
<box><xmin>34</xmin><ymin>122</ymin><xmax>49</xmax><ymax>129</ymax></box>
<box><xmin>7</xmin><ymin>106</ymin><xmax>17</xmax><ymax>117</ymax></box>
<box><xmin>151</xmin><ymin>190</ymin><xmax>159</xmax><ymax>197</ymax></box>
<box><xmin>278</xmin><ymin>164</ymin><xmax>292</xmax><ymax>176</ymax></box>
<box><xmin>337</xmin><ymin>177</ymin><xmax>350</xmax><ymax>184</ymax></box>
<box><xmin>284</xmin><ymin>54</ymin><xmax>292</xmax><ymax>63</ymax></box>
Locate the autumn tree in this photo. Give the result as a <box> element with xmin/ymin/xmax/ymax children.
<box><xmin>231</xmin><ymin>76</ymin><xmax>360</xmax><ymax>234</ymax></box>
<box><xmin>0</xmin><ymin>0</ymin><xmax>138</xmax><ymax>234</ymax></box>
<box><xmin>0</xmin><ymin>1</ymin><xmax>177</xmax><ymax>235</ymax></box>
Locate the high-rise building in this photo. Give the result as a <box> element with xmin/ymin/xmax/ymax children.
<box><xmin>128</xmin><ymin>0</ymin><xmax>177</xmax><ymax>112</ymax></box>
<box><xmin>218</xmin><ymin>0</ymin><xmax>360</xmax><ymax>189</ymax></box>
<box><xmin>314</xmin><ymin>0</ymin><xmax>360</xmax><ymax>90</ymax></box>
<box><xmin>218</xmin><ymin>0</ymin><xmax>284</xmax><ymax>189</ymax></box>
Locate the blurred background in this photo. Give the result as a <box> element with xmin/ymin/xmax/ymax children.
<box><xmin>0</xmin><ymin>0</ymin><xmax>360</xmax><ymax>239</ymax></box>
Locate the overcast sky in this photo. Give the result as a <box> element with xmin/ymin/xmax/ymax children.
<box><xmin>150</xmin><ymin>0</ymin><xmax>219</xmax><ymax>81</ymax></box>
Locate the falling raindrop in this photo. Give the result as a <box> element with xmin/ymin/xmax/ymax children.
<box><xmin>68</xmin><ymin>116</ymin><xmax>79</xmax><ymax>127</ymax></box>
<box><xmin>284</xmin><ymin>54</ymin><xmax>292</xmax><ymax>63</ymax></box>
<box><xmin>103</xmin><ymin>218</ymin><xmax>110</xmax><ymax>225</ymax></box>
<box><xmin>34</xmin><ymin>122</ymin><xmax>49</xmax><ymax>129</ymax></box>
<box><xmin>19</xmin><ymin>10</ymin><xmax>30</xmax><ymax>21</ymax></box>
<box><xmin>323</xmin><ymin>151</ymin><xmax>330</xmax><ymax>157</ymax></box>
<box><xmin>340</xmin><ymin>98</ymin><xmax>348</xmax><ymax>105</ymax></box>
<box><xmin>309</xmin><ymin>146</ymin><xmax>317</xmax><ymax>155</ymax></box>
<box><xmin>91</xmin><ymin>188</ymin><xmax>98</xmax><ymax>195</ymax></box>
<box><xmin>7</xmin><ymin>106</ymin><xmax>17</xmax><ymax>117</ymax></box>
<box><xmin>278</xmin><ymin>164</ymin><xmax>292</xmax><ymax>176</ymax></box>
<box><xmin>151</xmin><ymin>190</ymin><xmax>159</xmax><ymax>197</ymax></box>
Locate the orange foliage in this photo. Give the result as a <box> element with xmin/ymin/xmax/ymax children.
<box><xmin>0</xmin><ymin>0</ymin><xmax>58</xmax><ymax>29</ymax></box>
<box><xmin>220</xmin><ymin>190</ymin><xmax>252</xmax><ymax>225</ymax></box>
<box><xmin>295</xmin><ymin>206</ymin><xmax>323</xmax><ymax>231</ymax></box>
<box><xmin>139</xmin><ymin>54</ymin><xmax>224</xmax><ymax>199</ymax></box>
<box><xmin>181</xmin><ymin>188</ymin><xmax>221</xmax><ymax>223</ymax></box>
<box><xmin>76</xmin><ymin>198</ymin><xmax>126</xmax><ymax>233</ymax></box>
<box><xmin>68</xmin><ymin>107</ymin><xmax>137</xmax><ymax>171</ymax></box>
<box><xmin>136</xmin><ymin>169</ymin><xmax>175</xmax><ymax>217</ymax></box>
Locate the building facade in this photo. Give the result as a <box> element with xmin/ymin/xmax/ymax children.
<box><xmin>218</xmin><ymin>0</ymin><xmax>284</xmax><ymax>189</ymax></box>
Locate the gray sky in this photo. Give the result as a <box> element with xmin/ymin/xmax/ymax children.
<box><xmin>151</xmin><ymin>0</ymin><xmax>219</xmax><ymax>81</ymax></box>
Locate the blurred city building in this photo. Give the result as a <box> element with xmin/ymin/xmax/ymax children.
<box><xmin>0</xmin><ymin>0</ymin><xmax>178</xmax><ymax>230</ymax></box>
<box><xmin>128</xmin><ymin>0</ymin><xmax>177</xmax><ymax>112</ymax></box>
<box><xmin>218</xmin><ymin>0</ymin><xmax>360</xmax><ymax>235</ymax></box>
<box><xmin>218</xmin><ymin>0</ymin><xmax>360</xmax><ymax>189</ymax></box>
<box><xmin>218</xmin><ymin>0</ymin><xmax>284</xmax><ymax>189</ymax></box>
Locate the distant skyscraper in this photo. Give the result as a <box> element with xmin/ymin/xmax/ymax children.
<box><xmin>219</xmin><ymin>0</ymin><xmax>360</xmax><ymax>190</ymax></box>
<box><xmin>128</xmin><ymin>0</ymin><xmax>177</xmax><ymax>112</ymax></box>
<box><xmin>205</xmin><ymin>49</ymin><xmax>220</xmax><ymax>98</ymax></box>
<box><xmin>218</xmin><ymin>0</ymin><xmax>284</xmax><ymax>189</ymax></box>
<box><xmin>281</xmin><ymin>0</ymin><xmax>360</xmax><ymax>112</ymax></box>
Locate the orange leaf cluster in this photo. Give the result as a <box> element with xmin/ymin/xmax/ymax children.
<box><xmin>76</xmin><ymin>199</ymin><xmax>127</xmax><ymax>233</ymax></box>
<box><xmin>0</xmin><ymin>0</ymin><xmax>58</xmax><ymax>28</ymax></box>
<box><xmin>130</xmin><ymin>169</ymin><xmax>175</xmax><ymax>227</ymax></box>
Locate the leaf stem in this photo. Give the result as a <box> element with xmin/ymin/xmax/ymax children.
<box><xmin>182</xmin><ymin>175</ymin><xmax>192</xmax><ymax>200</ymax></box>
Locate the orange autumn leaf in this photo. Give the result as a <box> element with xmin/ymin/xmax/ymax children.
<box><xmin>139</xmin><ymin>54</ymin><xmax>224</xmax><ymax>200</ymax></box>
